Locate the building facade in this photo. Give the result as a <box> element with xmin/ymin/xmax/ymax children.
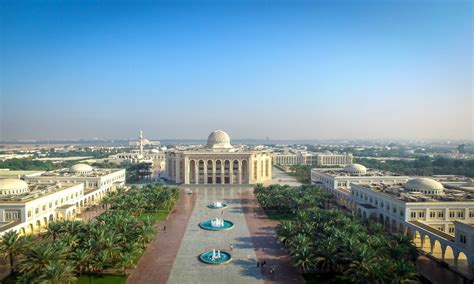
<box><xmin>273</xmin><ymin>151</ymin><xmax>353</xmax><ymax>166</ymax></box>
<box><xmin>312</xmin><ymin>164</ymin><xmax>474</xmax><ymax>276</ymax></box>
<box><xmin>0</xmin><ymin>163</ymin><xmax>126</xmax><ymax>236</ymax></box>
<box><xmin>166</xmin><ymin>130</ymin><xmax>272</xmax><ymax>185</ymax></box>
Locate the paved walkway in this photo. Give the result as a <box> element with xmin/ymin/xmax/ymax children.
<box><xmin>240</xmin><ymin>190</ymin><xmax>305</xmax><ymax>284</ymax></box>
<box><xmin>167</xmin><ymin>186</ymin><xmax>263</xmax><ymax>284</ymax></box>
<box><xmin>127</xmin><ymin>191</ymin><xmax>197</xmax><ymax>284</ymax></box>
<box><xmin>264</xmin><ymin>167</ymin><xmax>301</xmax><ymax>187</ymax></box>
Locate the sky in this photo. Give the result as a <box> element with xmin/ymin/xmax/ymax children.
<box><xmin>1</xmin><ymin>0</ymin><xmax>472</xmax><ymax>141</ymax></box>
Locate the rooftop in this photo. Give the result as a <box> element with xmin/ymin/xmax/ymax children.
<box><xmin>312</xmin><ymin>167</ymin><xmax>407</xmax><ymax>178</ymax></box>
<box><xmin>356</xmin><ymin>180</ymin><xmax>474</xmax><ymax>203</ymax></box>
<box><xmin>36</xmin><ymin>167</ymin><xmax>124</xmax><ymax>178</ymax></box>
<box><xmin>0</xmin><ymin>181</ymin><xmax>82</xmax><ymax>203</ymax></box>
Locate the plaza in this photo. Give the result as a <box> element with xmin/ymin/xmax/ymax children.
<box><xmin>127</xmin><ymin>183</ymin><xmax>303</xmax><ymax>284</ymax></box>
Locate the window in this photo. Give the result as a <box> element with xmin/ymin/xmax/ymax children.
<box><xmin>470</xmin><ymin>211</ymin><xmax>474</xmax><ymax>218</ymax></box>
<box><xmin>460</xmin><ymin>235</ymin><xmax>467</xmax><ymax>244</ymax></box>
<box><xmin>27</xmin><ymin>211</ymin><xmax>32</xmax><ymax>218</ymax></box>
<box><xmin>49</xmin><ymin>202</ymin><xmax>52</xmax><ymax>208</ymax></box>
<box><xmin>42</xmin><ymin>205</ymin><xmax>46</xmax><ymax>211</ymax></box>
<box><xmin>449</xmin><ymin>227</ymin><xmax>455</xmax><ymax>234</ymax></box>
<box><xmin>35</xmin><ymin>208</ymin><xmax>39</xmax><ymax>214</ymax></box>
<box><xmin>411</xmin><ymin>212</ymin><xmax>416</xmax><ymax>218</ymax></box>
<box><xmin>55</xmin><ymin>200</ymin><xmax>58</xmax><ymax>206</ymax></box>
<box><xmin>458</xmin><ymin>211</ymin><xmax>464</xmax><ymax>218</ymax></box>
<box><xmin>430</xmin><ymin>212</ymin><xmax>436</xmax><ymax>218</ymax></box>
<box><xmin>418</xmin><ymin>212</ymin><xmax>425</xmax><ymax>218</ymax></box>
<box><xmin>438</xmin><ymin>211</ymin><xmax>444</xmax><ymax>218</ymax></box>
<box><xmin>450</xmin><ymin>211</ymin><xmax>455</xmax><ymax>218</ymax></box>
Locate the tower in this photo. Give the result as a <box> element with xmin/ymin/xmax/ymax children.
<box><xmin>139</xmin><ymin>130</ymin><xmax>144</xmax><ymax>157</ymax></box>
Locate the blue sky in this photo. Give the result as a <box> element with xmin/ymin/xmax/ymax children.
<box><xmin>1</xmin><ymin>0</ymin><xmax>472</xmax><ymax>140</ymax></box>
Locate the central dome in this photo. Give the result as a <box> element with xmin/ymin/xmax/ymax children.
<box><xmin>206</xmin><ymin>130</ymin><xmax>232</xmax><ymax>150</ymax></box>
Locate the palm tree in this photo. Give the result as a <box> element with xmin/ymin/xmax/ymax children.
<box><xmin>0</xmin><ymin>230</ymin><xmax>31</xmax><ymax>273</ymax></box>
<box><xmin>391</xmin><ymin>261</ymin><xmax>419</xmax><ymax>284</ymax></box>
<box><xmin>70</xmin><ymin>248</ymin><xmax>92</xmax><ymax>275</ymax></box>
<box><xmin>20</xmin><ymin>241</ymin><xmax>64</xmax><ymax>276</ymax></box>
<box><xmin>38</xmin><ymin>260</ymin><xmax>76</xmax><ymax>284</ymax></box>
<box><xmin>46</xmin><ymin>222</ymin><xmax>63</xmax><ymax>241</ymax></box>
<box><xmin>116</xmin><ymin>252</ymin><xmax>135</xmax><ymax>276</ymax></box>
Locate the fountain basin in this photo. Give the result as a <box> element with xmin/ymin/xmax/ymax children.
<box><xmin>207</xmin><ymin>202</ymin><xmax>228</xmax><ymax>209</ymax></box>
<box><xmin>199</xmin><ymin>250</ymin><xmax>232</xmax><ymax>265</ymax></box>
<box><xmin>199</xmin><ymin>219</ymin><xmax>234</xmax><ymax>231</ymax></box>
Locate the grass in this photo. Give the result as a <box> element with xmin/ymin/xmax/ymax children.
<box><xmin>75</xmin><ymin>275</ymin><xmax>126</xmax><ymax>284</ymax></box>
<box><xmin>265</xmin><ymin>211</ymin><xmax>295</xmax><ymax>222</ymax></box>
<box><xmin>139</xmin><ymin>211</ymin><xmax>169</xmax><ymax>223</ymax></box>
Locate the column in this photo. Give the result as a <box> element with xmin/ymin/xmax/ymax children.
<box><xmin>184</xmin><ymin>157</ymin><xmax>190</xmax><ymax>184</ymax></box>
<box><xmin>212</xmin><ymin>160</ymin><xmax>216</xmax><ymax>184</ymax></box>
<box><xmin>238</xmin><ymin>160</ymin><xmax>242</xmax><ymax>184</ymax></box>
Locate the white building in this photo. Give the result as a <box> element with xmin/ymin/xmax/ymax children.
<box><xmin>0</xmin><ymin>163</ymin><xmax>126</xmax><ymax>236</ymax></box>
<box><xmin>311</xmin><ymin>164</ymin><xmax>410</xmax><ymax>208</ymax></box>
<box><xmin>314</xmin><ymin>165</ymin><xmax>474</xmax><ymax>276</ymax></box>
<box><xmin>273</xmin><ymin>151</ymin><xmax>353</xmax><ymax>166</ymax></box>
<box><xmin>166</xmin><ymin>130</ymin><xmax>272</xmax><ymax>185</ymax></box>
<box><xmin>0</xmin><ymin>179</ymin><xmax>84</xmax><ymax>236</ymax></box>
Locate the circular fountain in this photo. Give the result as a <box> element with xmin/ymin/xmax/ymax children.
<box><xmin>207</xmin><ymin>201</ymin><xmax>228</xmax><ymax>209</ymax></box>
<box><xmin>199</xmin><ymin>249</ymin><xmax>232</xmax><ymax>265</ymax></box>
<box><xmin>199</xmin><ymin>217</ymin><xmax>234</xmax><ymax>231</ymax></box>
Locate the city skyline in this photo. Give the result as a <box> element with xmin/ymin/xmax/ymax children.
<box><xmin>1</xmin><ymin>0</ymin><xmax>472</xmax><ymax>141</ymax></box>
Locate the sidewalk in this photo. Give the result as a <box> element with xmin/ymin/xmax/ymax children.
<box><xmin>126</xmin><ymin>191</ymin><xmax>197</xmax><ymax>284</ymax></box>
<box><xmin>240</xmin><ymin>190</ymin><xmax>304</xmax><ymax>284</ymax></box>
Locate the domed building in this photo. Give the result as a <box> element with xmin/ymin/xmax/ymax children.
<box><xmin>69</xmin><ymin>164</ymin><xmax>93</xmax><ymax>174</ymax></box>
<box><xmin>404</xmin><ymin>178</ymin><xmax>445</xmax><ymax>195</ymax></box>
<box><xmin>343</xmin><ymin>164</ymin><xmax>367</xmax><ymax>175</ymax></box>
<box><xmin>0</xmin><ymin>179</ymin><xmax>29</xmax><ymax>195</ymax></box>
<box><xmin>166</xmin><ymin>130</ymin><xmax>272</xmax><ymax>184</ymax></box>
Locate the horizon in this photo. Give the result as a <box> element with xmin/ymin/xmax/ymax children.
<box><xmin>1</xmin><ymin>0</ymin><xmax>473</xmax><ymax>141</ymax></box>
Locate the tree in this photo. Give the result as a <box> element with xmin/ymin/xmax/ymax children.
<box><xmin>38</xmin><ymin>260</ymin><xmax>76</xmax><ymax>284</ymax></box>
<box><xmin>0</xmin><ymin>231</ymin><xmax>31</xmax><ymax>273</ymax></box>
<box><xmin>46</xmin><ymin>222</ymin><xmax>63</xmax><ymax>241</ymax></box>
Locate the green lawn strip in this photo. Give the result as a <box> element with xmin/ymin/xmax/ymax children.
<box><xmin>138</xmin><ymin>211</ymin><xmax>170</xmax><ymax>222</ymax></box>
<box><xmin>75</xmin><ymin>275</ymin><xmax>126</xmax><ymax>284</ymax></box>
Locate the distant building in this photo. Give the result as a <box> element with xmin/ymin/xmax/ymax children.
<box><xmin>273</xmin><ymin>151</ymin><xmax>353</xmax><ymax>166</ymax></box>
<box><xmin>166</xmin><ymin>130</ymin><xmax>272</xmax><ymax>185</ymax></box>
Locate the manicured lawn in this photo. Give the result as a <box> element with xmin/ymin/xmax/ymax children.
<box><xmin>139</xmin><ymin>211</ymin><xmax>169</xmax><ymax>222</ymax></box>
<box><xmin>265</xmin><ymin>211</ymin><xmax>295</xmax><ymax>222</ymax></box>
<box><xmin>75</xmin><ymin>275</ymin><xmax>126</xmax><ymax>284</ymax></box>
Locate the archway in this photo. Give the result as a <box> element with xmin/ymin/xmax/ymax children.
<box><xmin>457</xmin><ymin>252</ymin><xmax>469</xmax><ymax>273</ymax></box>
<box><xmin>49</xmin><ymin>214</ymin><xmax>54</xmax><ymax>222</ymax></box>
<box><xmin>444</xmin><ymin>245</ymin><xmax>455</xmax><ymax>267</ymax></box>
<box><xmin>35</xmin><ymin>220</ymin><xmax>41</xmax><ymax>233</ymax></box>
<box><xmin>19</xmin><ymin>227</ymin><xmax>26</xmax><ymax>236</ymax></box>
<box><xmin>190</xmin><ymin>160</ymin><xmax>196</xmax><ymax>184</ymax></box>
<box><xmin>232</xmin><ymin>160</ymin><xmax>239</xmax><ymax>184</ymax></box>
<box><xmin>421</xmin><ymin>235</ymin><xmax>431</xmax><ymax>252</ymax></box>
<box><xmin>28</xmin><ymin>224</ymin><xmax>34</xmax><ymax>235</ymax></box>
<box><xmin>413</xmin><ymin>231</ymin><xmax>422</xmax><ymax>248</ymax></box>
<box><xmin>432</xmin><ymin>240</ymin><xmax>443</xmax><ymax>258</ymax></box>
<box><xmin>224</xmin><ymin>160</ymin><xmax>230</xmax><ymax>184</ymax></box>
<box><xmin>198</xmin><ymin>160</ymin><xmax>205</xmax><ymax>183</ymax></box>
<box><xmin>207</xmin><ymin>160</ymin><xmax>213</xmax><ymax>184</ymax></box>
<box><xmin>215</xmin><ymin>160</ymin><xmax>222</xmax><ymax>184</ymax></box>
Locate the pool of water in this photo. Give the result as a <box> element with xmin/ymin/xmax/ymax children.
<box><xmin>199</xmin><ymin>219</ymin><xmax>234</xmax><ymax>231</ymax></box>
<box><xmin>199</xmin><ymin>251</ymin><xmax>232</xmax><ymax>264</ymax></box>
